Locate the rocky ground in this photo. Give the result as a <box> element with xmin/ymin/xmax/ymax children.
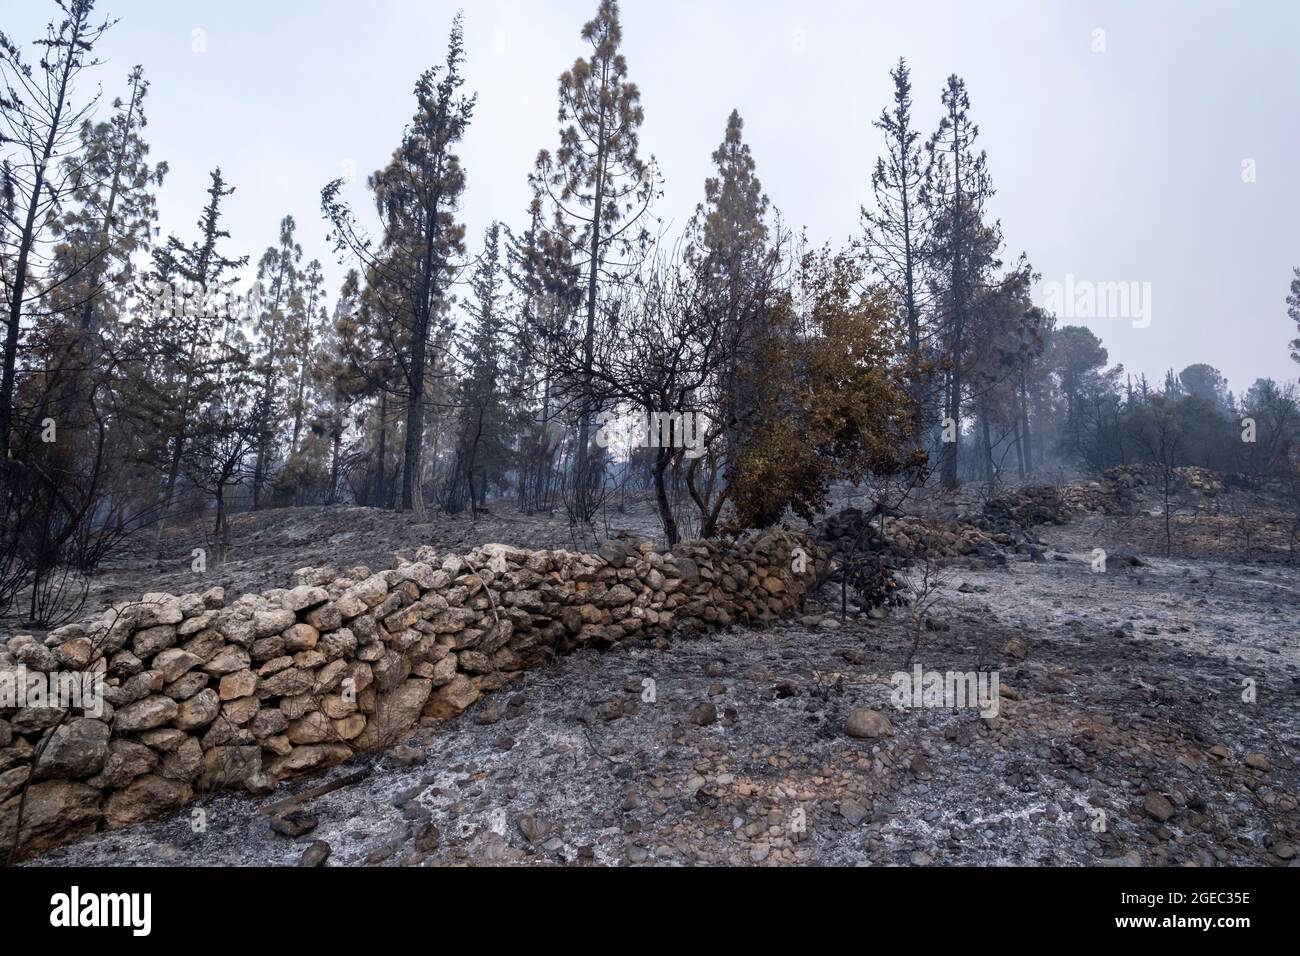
<box><xmin>20</xmin><ymin>471</ymin><xmax>1300</xmax><ymax>867</ymax></box>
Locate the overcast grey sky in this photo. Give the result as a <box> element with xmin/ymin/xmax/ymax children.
<box><xmin>7</xmin><ymin>0</ymin><xmax>1299</xmax><ymax>394</ymax></box>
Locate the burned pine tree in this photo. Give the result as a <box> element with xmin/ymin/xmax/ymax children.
<box><xmin>530</xmin><ymin>0</ymin><xmax>657</xmax><ymax>524</ymax></box>
<box><xmin>322</xmin><ymin>13</ymin><xmax>475</xmax><ymax>517</ymax></box>
<box><xmin>0</xmin><ymin>0</ymin><xmax>112</xmax><ymax>463</ymax></box>
<box><xmin>505</xmin><ymin>195</ymin><xmax>582</xmax><ymax>517</ymax></box>
<box><xmin>0</xmin><ymin>9</ymin><xmax>170</xmax><ymax>623</ymax></box>
<box><xmin>444</xmin><ymin>223</ymin><xmax>514</xmax><ymax>518</ymax></box>
<box><xmin>682</xmin><ymin>109</ymin><xmax>780</xmax><ymax>537</ymax></box>
<box><xmin>862</xmin><ymin>58</ymin><xmax>934</xmax><ymax>452</ymax></box>
<box><xmin>135</xmin><ymin>168</ymin><xmax>248</xmax><ymax>547</ymax></box>
<box><xmin>248</xmin><ymin>215</ymin><xmax>302</xmax><ymax>510</ymax></box>
<box><xmin>923</xmin><ymin>75</ymin><xmax>1000</xmax><ymax>490</ymax></box>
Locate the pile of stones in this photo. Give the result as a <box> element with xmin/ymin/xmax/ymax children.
<box><xmin>980</xmin><ymin>485</ymin><xmax>1076</xmax><ymax>531</ymax></box>
<box><xmin>1104</xmin><ymin>464</ymin><xmax>1225</xmax><ymax>495</ymax></box>
<box><xmin>812</xmin><ymin>508</ymin><xmax>1013</xmax><ymax>609</ymax></box>
<box><xmin>815</xmin><ymin>509</ymin><xmax>1006</xmax><ymax>566</ymax></box>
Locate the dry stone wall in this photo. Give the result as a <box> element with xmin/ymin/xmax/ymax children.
<box><xmin>0</xmin><ymin>529</ymin><xmax>825</xmax><ymax>859</ymax></box>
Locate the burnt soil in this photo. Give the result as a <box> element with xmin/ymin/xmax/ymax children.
<box><xmin>18</xmin><ymin>477</ymin><xmax>1300</xmax><ymax>867</ymax></box>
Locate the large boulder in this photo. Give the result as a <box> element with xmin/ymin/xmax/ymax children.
<box><xmin>199</xmin><ymin>746</ymin><xmax>263</xmax><ymax>790</ymax></box>
<box><xmin>103</xmin><ymin>774</ymin><xmax>191</xmax><ymax>829</ymax></box>
<box><xmin>421</xmin><ymin>674</ymin><xmax>480</xmax><ymax>722</ymax></box>
<box><xmin>845</xmin><ymin>708</ymin><xmax>893</xmax><ymax>740</ymax></box>
<box><xmin>87</xmin><ymin>739</ymin><xmax>157</xmax><ymax>789</ymax></box>
<box><xmin>33</xmin><ymin>719</ymin><xmax>110</xmax><ymax>781</ymax></box>
<box><xmin>152</xmin><ymin>648</ymin><xmax>204</xmax><ymax>683</ymax></box>
<box><xmin>0</xmin><ymin>780</ymin><xmax>103</xmax><ymax>857</ymax></box>
<box><xmin>355</xmin><ymin>678</ymin><xmax>433</xmax><ymax>748</ymax></box>
<box><xmin>264</xmin><ymin>743</ymin><xmax>352</xmax><ymax>778</ymax></box>
<box><xmin>174</xmin><ymin>689</ymin><xmax>220</xmax><ymax>730</ymax></box>
<box><xmin>114</xmin><ymin>695</ymin><xmax>179</xmax><ymax>733</ymax></box>
<box><xmin>283</xmin><ymin>585</ymin><xmax>329</xmax><ymax>612</ymax></box>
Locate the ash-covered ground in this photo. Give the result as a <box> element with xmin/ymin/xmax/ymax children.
<box><xmin>79</xmin><ymin>500</ymin><xmax>665</xmax><ymax>616</ymax></box>
<box><xmin>21</xmin><ymin>473</ymin><xmax>1300</xmax><ymax>867</ymax></box>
